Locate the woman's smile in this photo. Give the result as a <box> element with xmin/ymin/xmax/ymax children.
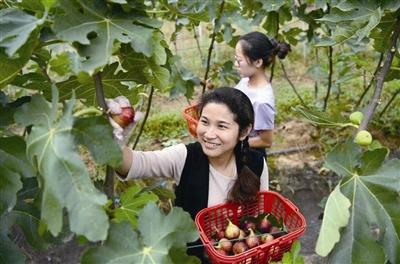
<box><xmin>203</xmin><ymin>140</ymin><xmax>221</xmax><ymax>150</ymax></box>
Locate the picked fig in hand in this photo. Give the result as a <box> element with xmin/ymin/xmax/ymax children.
<box><xmin>111</xmin><ymin>106</ymin><xmax>135</xmax><ymax>128</ymax></box>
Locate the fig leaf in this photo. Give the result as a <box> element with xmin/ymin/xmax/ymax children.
<box><xmin>82</xmin><ymin>202</ymin><xmax>199</xmax><ymax>264</ymax></box>
<box><xmin>14</xmin><ymin>88</ymin><xmax>109</xmax><ymax>241</ymax></box>
<box><xmin>319</xmin><ymin>139</ymin><xmax>400</xmax><ymax>263</ymax></box>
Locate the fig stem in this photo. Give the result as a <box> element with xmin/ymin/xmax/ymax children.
<box><xmin>73</xmin><ymin>106</ymin><xmax>103</xmax><ymax>117</ymax></box>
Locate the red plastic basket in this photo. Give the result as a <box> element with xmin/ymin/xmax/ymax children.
<box><xmin>195</xmin><ymin>191</ymin><xmax>306</xmax><ymax>264</ymax></box>
<box><xmin>183</xmin><ymin>103</ymin><xmax>199</xmax><ymax>138</ymax></box>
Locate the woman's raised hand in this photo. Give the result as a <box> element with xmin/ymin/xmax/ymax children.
<box><xmin>105</xmin><ymin>96</ymin><xmax>143</xmax><ymax>146</ymax></box>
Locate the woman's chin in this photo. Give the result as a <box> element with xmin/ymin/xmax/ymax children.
<box><xmin>200</xmin><ymin>143</ymin><xmax>221</xmax><ymax>157</ymax></box>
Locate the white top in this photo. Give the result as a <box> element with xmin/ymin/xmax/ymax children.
<box><xmin>124</xmin><ymin>144</ymin><xmax>269</xmax><ymax>207</ymax></box>
<box><xmin>236</xmin><ymin>78</ymin><xmax>275</xmax><ymax>136</ymax></box>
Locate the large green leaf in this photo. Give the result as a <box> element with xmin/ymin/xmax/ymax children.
<box><xmin>82</xmin><ymin>202</ymin><xmax>199</xmax><ymax>264</ymax></box>
<box><xmin>360</xmin><ymin>148</ymin><xmax>389</xmax><ymax>175</ymax></box>
<box><xmin>323</xmin><ymin>141</ymin><xmax>400</xmax><ymax>263</ymax></box>
<box><xmin>113</xmin><ymin>185</ymin><xmax>158</xmax><ymax>229</ymax></box>
<box><xmin>260</xmin><ymin>0</ymin><xmax>286</xmax><ymax>12</ymax></box>
<box><xmin>315</xmin><ymin>0</ymin><xmax>398</xmax><ymax>46</ymax></box>
<box><xmin>11</xmin><ymin>72</ymin><xmax>52</xmax><ymax>93</ymax></box>
<box><xmin>53</xmin><ymin>0</ymin><xmax>155</xmax><ymax>72</ymax></box>
<box><xmin>14</xmin><ymin>87</ymin><xmax>109</xmax><ymax>241</ymax></box>
<box><xmin>0</xmin><ymin>33</ymin><xmax>39</xmax><ymax>89</ymax></box>
<box><xmin>370</xmin><ymin>12</ymin><xmax>399</xmax><ymax>53</ymax></box>
<box><xmin>0</xmin><ymin>8</ymin><xmax>44</xmax><ymax>56</ymax></box>
<box><xmin>0</xmin><ymin>168</ymin><xmax>22</xmax><ymax>216</ymax></box>
<box><xmin>293</xmin><ymin>106</ymin><xmax>356</xmax><ymax>128</ymax></box>
<box><xmin>120</xmin><ymin>44</ymin><xmax>171</xmax><ymax>91</ymax></box>
<box><xmin>57</xmin><ymin>62</ymin><xmax>143</xmax><ymax>105</ymax></box>
<box><xmin>0</xmin><ymin>136</ymin><xmax>35</xmax><ymax>215</ymax></box>
<box><xmin>10</xmin><ymin>199</ymin><xmax>48</xmax><ymax>250</ymax></box>
<box><xmin>315</xmin><ymin>184</ymin><xmax>351</xmax><ymax>256</ymax></box>
<box><xmin>324</xmin><ymin>140</ymin><xmax>362</xmax><ymax>178</ymax></box>
<box><xmin>0</xmin><ymin>136</ymin><xmax>36</xmax><ymax>179</ymax></box>
<box><xmin>0</xmin><ymin>214</ymin><xmax>25</xmax><ymax>264</ymax></box>
<box><xmin>73</xmin><ymin>116</ymin><xmax>122</xmax><ymax>167</ymax></box>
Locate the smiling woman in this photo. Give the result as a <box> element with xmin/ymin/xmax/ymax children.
<box><xmin>113</xmin><ymin>87</ymin><xmax>269</xmax><ymax>263</ymax></box>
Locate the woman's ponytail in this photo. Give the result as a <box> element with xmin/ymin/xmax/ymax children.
<box><xmin>271</xmin><ymin>39</ymin><xmax>291</xmax><ymax>60</ymax></box>
<box><xmin>228</xmin><ymin>137</ymin><xmax>260</xmax><ymax>204</ymax></box>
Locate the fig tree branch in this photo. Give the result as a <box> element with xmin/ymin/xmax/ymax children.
<box><xmin>133</xmin><ymin>85</ymin><xmax>154</xmax><ymax>150</ymax></box>
<box><xmin>202</xmin><ymin>0</ymin><xmax>225</xmax><ymax>95</ymax></box>
<box><xmin>323</xmin><ymin>45</ymin><xmax>333</xmax><ymax>111</ymax></box>
<box><xmin>93</xmin><ymin>73</ymin><xmax>108</xmax><ymax>111</ymax></box>
<box><xmin>280</xmin><ymin>60</ymin><xmax>307</xmax><ymax>107</ymax></box>
<box><xmin>314</xmin><ymin>48</ymin><xmax>319</xmax><ymax>99</ymax></box>
<box><xmin>355</xmin><ymin>53</ymin><xmax>384</xmax><ymax>108</ymax></box>
<box><xmin>192</xmin><ymin>24</ymin><xmax>204</xmax><ymax>60</ymax></box>
<box><xmin>359</xmin><ymin>17</ymin><xmax>400</xmax><ymax>131</ymax></box>
<box><xmin>380</xmin><ymin>89</ymin><xmax>400</xmax><ymax>117</ymax></box>
<box><xmin>93</xmin><ymin>72</ymin><xmax>113</xmax><ymax>198</ymax></box>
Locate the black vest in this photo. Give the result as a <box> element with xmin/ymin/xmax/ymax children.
<box><xmin>175</xmin><ymin>142</ymin><xmax>264</xmax><ymax>220</ymax></box>
<box><xmin>175</xmin><ymin>142</ymin><xmax>264</xmax><ymax>263</ymax></box>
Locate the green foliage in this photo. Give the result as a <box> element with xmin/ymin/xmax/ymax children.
<box><xmin>319</xmin><ymin>140</ymin><xmax>399</xmax><ymax>264</ymax></box>
<box><xmin>316</xmin><ymin>1</ymin><xmax>400</xmax><ymax>46</ymax></box>
<box><xmin>53</xmin><ymin>0</ymin><xmax>157</xmax><ymax>73</ymax></box>
<box><xmin>271</xmin><ymin>240</ymin><xmax>304</xmax><ymax>264</ymax></box>
<box><xmin>14</xmin><ymin>87</ymin><xmax>113</xmax><ymax>241</ymax></box>
<box><xmin>0</xmin><ymin>8</ymin><xmax>44</xmax><ymax>57</ymax></box>
<box><xmin>276</xmin><ymin>90</ymin><xmax>313</xmax><ymax>124</ymax></box>
<box><xmin>293</xmin><ymin>105</ymin><xmax>357</xmax><ymax>128</ymax></box>
<box><xmin>111</xmin><ymin>185</ymin><xmax>159</xmax><ymax>229</ymax></box>
<box><xmin>81</xmin><ymin>202</ymin><xmax>200</xmax><ymax>264</ymax></box>
<box><xmin>143</xmin><ymin>112</ymin><xmax>187</xmax><ymax>141</ymax></box>
<box><xmin>315</xmin><ymin>184</ymin><xmax>351</xmax><ymax>256</ymax></box>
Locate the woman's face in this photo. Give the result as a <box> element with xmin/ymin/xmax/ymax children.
<box><xmin>197</xmin><ymin>102</ymin><xmax>247</xmax><ymax>161</ymax></box>
<box><xmin>234</xmin><ymin>41</ymin><xmax>258</xmax><ymax>78</ymax></box>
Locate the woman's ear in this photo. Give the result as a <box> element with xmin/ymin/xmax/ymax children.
<box><xmin>255</xmin><ymin>58</ymin><xmax>263</xmax><ymax>68</ymax></box>
<box><xmin>239</xmin><ymin>125</ymin><xmax>252</xmax><ymax>141</ymax></box>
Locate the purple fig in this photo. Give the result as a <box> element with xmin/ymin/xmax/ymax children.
<box><xmin>258</xmin><ymin>216</ymin><xmax>272</xmax><ymax>233</ymax></box>
<box><xmin>242</xmin><ymin>219</ymin><xmax>256</xmax><ymax>232</ymax></box>
<box><xmin>217</xmin><ymin>238</ymin><xmax>232</xmax><ymax>252</ymax></box>
<box><xmin>212</xmin><ymin>225</ymin><xmax>225</xmax><ymax>240</ymax></box>
<box><xmin>260</xmin><ymin>233</ymin><xmax>274</xmax><ymax>244</ymax></box>
<box><xmin>245</xmin><ymin>228</ymin><xmax>259</xmax><ymax>248</ymax></box>
<box><xmin>216</xmin><ymin>248</ymin><xmax>228</xmax><ymax>256</ymax></box>
<box><xmin>232</xmin><ymin>241</ymin><xmax>249</xmax><ymax>255</ymax></box>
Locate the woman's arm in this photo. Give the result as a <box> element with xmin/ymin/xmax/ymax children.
<box><xmin>248</xmin><ymin>129</ymin><xmax>273</xmax><ymax>148</ymax></box>
<box><xmin>259</xmin><ymin>159</ymin><xmax>269</xmax><ymax>191</ymax></box>
<box><xmin>115</xmin><ymin>144</ymin><xmax>187</xmax><ymax>183</ymax></box>
<box><xmin>115</xmin><ymin>146</ymin><xmax>133</xmax><ymax>178</ymax></box>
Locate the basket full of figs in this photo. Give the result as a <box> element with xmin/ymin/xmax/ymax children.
<box><xmin>195</xmin><ymin>191</ymin><xmax>306</xmax><ymax>264</ymax></box>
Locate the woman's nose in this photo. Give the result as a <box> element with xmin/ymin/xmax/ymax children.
<box><xmin>204</xmin><ymin>126</ymin><xmax>217</xmax><ymax>138</ymax></box>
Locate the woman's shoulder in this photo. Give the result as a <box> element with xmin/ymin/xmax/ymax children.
<box><xmin>235</xmin><ymin>77</ymin><xmax>250</xmax><ymax>89</ymax></box>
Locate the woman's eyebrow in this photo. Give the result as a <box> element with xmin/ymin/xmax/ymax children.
<box><xmin>218</xmin><ymin>120</ymin><xmax>233</xmax><ymax>126</ymax></box>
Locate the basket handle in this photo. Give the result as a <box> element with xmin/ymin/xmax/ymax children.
<box><xmin>283</xmin><ymin>198</ymin><xmax>299</xmax><ymax>212</ymax></box>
